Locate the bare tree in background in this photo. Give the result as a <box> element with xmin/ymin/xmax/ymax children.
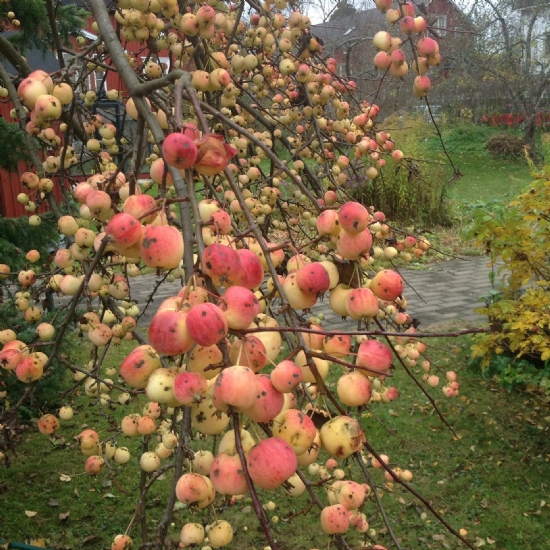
<box><xmin>456</xmin><ymin>0</ymin><xmax>550</xmax><ymax>156</ymax></box>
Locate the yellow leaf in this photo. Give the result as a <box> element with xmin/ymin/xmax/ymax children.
<box><xmin>29</xmin><ymin>539</ymin><xmax>46</xmax><ymax>548</ymax></box>
<box><xmin>25</xmin><ymin>510</ymin><xmax>38</xmax><ymax>517</ymax></box>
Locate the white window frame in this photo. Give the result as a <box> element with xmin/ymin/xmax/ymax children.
<box><xmin>433</xmin><ymin>15</ymin><xmax>447</xmax><ymax>36</ymax></box>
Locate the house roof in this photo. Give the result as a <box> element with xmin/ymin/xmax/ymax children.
<box><xmin>1</xmin><ymin>31</ymin><xmax>61</xmax><ymax>74</ymax></box>
<box><xmin>312</xmin><ymin>8</ymin><xmax>387</xmax><ymax>56</ymax></box>
<box><xmin>313</xmin><ymin>0</ymin><xmax>472</xmax><ymax>56</ymax></box>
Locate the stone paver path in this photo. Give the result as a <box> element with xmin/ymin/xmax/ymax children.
<box><xmin>395</xmin><ymin>256</ymin><xmax>495</xmax><ymax>327</ymax></box>
<box><xmin>128</xmin><ymin>256</ymin><xmax>496</xmax><ymax>330</ymax></box>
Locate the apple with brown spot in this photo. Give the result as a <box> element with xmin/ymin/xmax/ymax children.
<box><xmin>140</xmin><ymin>225</ymin><xmax>184</xmax><ymax>269</ymax></box>
<box><xmin>272</xmin><ymin>408</ymin><xmax>317</xmax><ymax>455</ymax></box>
<box><xmin>186</xmin><ymin>303</ymin><xmax>228</xmax><ymax>347</ymax></box>
<box><xmin>243</xmin><ymin>374</ymin><xmax>284</xmax><ymax>422</ymax></box>
<box><xmin>212</xmin><ymin>365</ymin><xmax>257</xmax><ymax>412</ymax></box>
<box><xmin>148</xmin><ymin>310</ymin><xmax>193</xmax><ymax>356</ymax></box>
<box><xmin>218</xmin><ymin>285</ymin><xmax>261</xmax><ymax>330</ymax></box>
<box><xmin>209</xmin><ymin>452</ymin><xmax>249</xmax><ymax>495</ymax></box>
<box><xmin>356</xmin><ymin>339</ymin><xmax>393</xmax><ymax>377</ymax></box>
<box><xmin>229</xmin><ymin>335</ymin><xmax>267</xmax><ymax>373</ymax></box>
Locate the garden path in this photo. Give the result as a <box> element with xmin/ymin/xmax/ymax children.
<box><xmin>129</xmin><ymin>256</ymin><xmax>496</xmax><ymax>330</ymax></box>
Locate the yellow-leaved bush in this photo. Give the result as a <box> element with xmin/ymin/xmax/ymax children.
<box><xmin>470</xmin><ymin>142</ymin><xmax>550</xmax><ymax>376</ymax></box>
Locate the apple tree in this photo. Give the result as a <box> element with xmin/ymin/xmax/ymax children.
<box><xmin>0</xmin><ymin>1</ymin><xmax>479</xmax><ymax>549</ymax></box>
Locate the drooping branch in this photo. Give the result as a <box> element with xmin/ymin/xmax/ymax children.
<box><xmin>374</xmin><ymin>317</ymin><xmax>457</xmax><ymax>436</ymax></box>
<box><xmin>88</xmin><ymin>0</ymin><xmax>195</xmax><ymax>283</ymax></box>
<box><xmin>46</xmin><ymin>236</ymin><xmax>111</xmax><ymax>372</ymax></box>
<box><xmin>360</xmin><ymin>440</ymin><xmax>477</xmax><ymax>550</ymax></box>
<box><xmin>354</xmin><ymin>453</ymin><xmax>403</xmax><ymax>550</ymax></box>
<box><xmin>155</xmin><ymin>407</ymin><xmax>193</xmax><ymax>548</ymax></box>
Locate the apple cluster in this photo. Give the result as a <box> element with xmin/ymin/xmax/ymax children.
<box><xmin>372</xmin><ymin>1</ymin><xmax>441</xmax><ymax>97</ymax></box>
<box><xmin>0</xmin><ymin>0</ymin><xmax>468</xmax><ymax>547</ymax></box>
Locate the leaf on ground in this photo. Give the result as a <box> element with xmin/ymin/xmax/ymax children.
<box><xmin>102</xmin><ymin>479</ymin><xmax>112</xmax><ymax>487</ymax></box>
<box><xmin>475</xmin><ymin>537</ymin><xmax>486</xmax><ymax>547</ymax></box>
<box><xmin>74</xmin><ymin>488</ymin><xmax>80</xmax><ymax>498</ymax></box>
<box><xmin>487</xmin><ymin>538</ymin><xmax>496</xmax><ymax>544</ymax></box>
<box><xmin>103</xmin><ymin>492</ymin><xmax>115</xmax><ymax>499</ymax></box>
<box><xmin>48</xmin><ymin>498</ymin><xmax>60</xmax><ymax>507</ymax></box>
<box><xmin>59</xmin><ymin>511</ymin><xmax>70</xmax><ymax>521</ymax></box>
<box><xmin>29</xmin><ymin>539</ymin><xmax>46</xmax><ymax>548</ymax></box>
<box><xmin>25</xmin><ymin>510</ymin><xmax>38</xmax><ymax>517</ymax></box>
<box><xmin>59</xmin><ymin>474</ymin><xmax>71</xmax><ymax>482</ymax></box>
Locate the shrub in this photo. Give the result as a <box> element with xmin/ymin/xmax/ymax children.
<box><xmin>469</xmin><ymin>159</ymin><xmax>550</xmax><ymax>392</ymax></box>
<box><xmin>0</xmin><ymin>215</ymin><xmax>59</xmax><ymax>272</ymax></box>
<box><xmin>485</xmin><ymin>133</ymin><xmax>525</xmax><ymax>159</ymax></box>
<box><xmin>349</xmin><ymin>114</ymin><xmax>452</xmax><ymax>226</ymax></box>
<box><xmin>436</xmin><ymin>123</ymin><xmax>495</xmax><ymax>155</ymax></box>
<box><xmin>468</xmin><ymin>353</ymin><xmax>550</xmax><ymax>394</ymax></box>
<box><xmin>0</xmin><ymin>300</ymin><xmax>68</xmax><ymax>419</ymax></box>
<box><xmin>0</xmin><ymin>118</ymin><xmax>31</xmax><ymax>172</ymax></box>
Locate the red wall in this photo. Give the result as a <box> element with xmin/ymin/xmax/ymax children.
<box><xmin>0</xmin><ymin>99</ymin><xmax>75</xmax><ymax>218</ymax></box>
<box><xmin>1</xmin><ymin>13</ymin><xmax>166</xmax><ymax>218</ymax></box>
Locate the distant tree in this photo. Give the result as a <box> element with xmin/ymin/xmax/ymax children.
<box><xmin>330</xmin><ymin>0</ymin><xmax>357</xmax><ymax>21</ymax></box>
<box><xmin>455</xmin><ymin>0</ymin><xmax>550</xmax><ymax>156</ymax></box>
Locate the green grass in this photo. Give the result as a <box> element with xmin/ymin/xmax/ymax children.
<box><xmin>424</xmin><ymin>124</ymin><xmax>533</xmax><ymax>204</ymax></box>
<box><xmin>2</xmin><ymin>329</ymin><xmax>550</xmax><ymax>549</ymax></box>
<box><xmin>447</xmin><ymin>154</ymin><xmax>532</xmax><ymax>203</ymax></box>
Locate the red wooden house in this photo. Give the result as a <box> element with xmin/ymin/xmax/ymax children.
<box><xmin>1</xmin><ymin>0</ymin><xmax>169</xmax><ymax>217</ymax></box>
<box><xmin>311</xmin><ymin>0</ymin><xmax>473</xmax><ymax>98</ymax></box>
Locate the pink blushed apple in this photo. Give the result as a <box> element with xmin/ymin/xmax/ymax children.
<box><xmin>246</xmin><ymin>437</ymin><xmax>297</xmax><ymax>490</ymax></box>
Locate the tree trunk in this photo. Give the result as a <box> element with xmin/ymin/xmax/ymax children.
<box><xmin>524</xmin><ymin>114</ymin><xmax>537</xmax><ymax>161</ymax></box>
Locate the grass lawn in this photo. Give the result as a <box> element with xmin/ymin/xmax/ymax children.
<box><xmin>424</xmin><ymin>123</ymin><xmax>534</xmax><ymax>204</ymax></box>
<box><xmin>1</xmin><ymin>328</ymin><xmax>549</xmax><ymax>550</ymax></box>
<box><xmin>409</xmin><ymin>123</ymin><xmax>536</xmax><ymax>261</ymax></box>
<box><xmin>447</xmin><ymin>154</ymin><xmax>532</xmax><ymax>204</ymax></box>
<box><xmin>1</xmin><ymin>123</ymin><xmax>546</xmax><ymax>549</ymax></box>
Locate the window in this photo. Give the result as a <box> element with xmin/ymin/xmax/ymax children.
<box><xmin>432</xmin><ymin>15</ymin><xmax>447</xmax><ymax>36</ymax></box>
<box><xmin>338</xmin><ymin>51</ymin><xmax>348</xmax><ymax>76</ymax></box>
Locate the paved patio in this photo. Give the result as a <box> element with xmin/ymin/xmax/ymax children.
<box><xmin>126</xmin><ymin>256</ymin><xmax>497</xmax><ymax>330</ymax></box>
